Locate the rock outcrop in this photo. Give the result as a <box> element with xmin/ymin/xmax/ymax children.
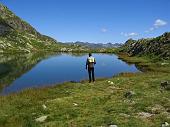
<box><xmin>0</xmin><ymin>3</ymin><xmax>58</xmax><ymax>53</ymax></box>
<box><xmin>120</xmin><ymin>32</ymin><xmax>170</xmax><ymax>59</ymax></box>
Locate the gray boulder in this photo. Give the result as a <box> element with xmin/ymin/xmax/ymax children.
<box><xmin>161</xmin><ymin>81</ymin><xmax>170</xmax><ymax>90</ymax></box>
<box><xmin>109</xmin><ymin>125</ymin><xmax>118</xmax><ymax>127</ymax></box>
<box><xmin>161</xmin><ymin>122</ymin><xmax>169</xmax><ymax>127</ymax></box>
<box><xmin>124</xmin><ymin>91</ymin><xmax>135</xmax><ymax>98</ymax></box>
<box><xmin>35</xmin><ymin>115</ymin><xmax>48</xmax><ymax>122</ymax></box>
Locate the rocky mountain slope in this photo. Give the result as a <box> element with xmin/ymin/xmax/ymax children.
<box><xmin>66</xmin><ymin>41</ymin><xmax>122</xmax><ymax>49</ymax></box>
<box><xmin>120</xmin><ymin>32</ymin><xmax>170</xmax><ymax>60</ymax></box>
<box><xmin>0</xmin><ymin>3</ymin><xmax>60</xmax><ymax>53</ymax></box>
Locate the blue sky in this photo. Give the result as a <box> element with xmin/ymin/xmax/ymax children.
<box><xmin>1</xmin><ymin>0</ymin><xmax>170</xmax><ymax>43</ymax></box>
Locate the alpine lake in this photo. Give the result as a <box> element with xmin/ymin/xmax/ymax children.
<box><xmin>0</xmin><ymin>53</ymin><xmax>140</xmax><ymax>95</ymax></box>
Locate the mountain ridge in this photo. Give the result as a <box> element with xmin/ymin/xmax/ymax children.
<box><xmin>0</xmin><ymin>3</ymin><xmax>59</xmax><ymax>53</ymax></box>
<box><xmin>119</xmin><ymin>32</ymin><xmax>170</xmax><ymax>59</ymax></box>
<box><xmin>65</xmin><ymin>41</ymin><xmax>122</xmax><ymax>49</ymax></box>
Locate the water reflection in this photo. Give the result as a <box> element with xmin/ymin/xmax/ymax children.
<box><xmin>0</xmin><ymin>53</ymin><xmax>139</xmax><ymax>95</ymax></box>
<box><xmin>0</xmin><ymin>53</ymin><xmax>58</xmax><ymax>91</ymax></box>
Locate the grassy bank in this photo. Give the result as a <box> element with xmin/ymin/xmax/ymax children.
<box><xmin>118</xmin><ymin>53</ymin><xmax>170</xmax><ymax>73</ymax></box>
<box><xmin>0</xmin><ymin>55</ymin><xmax>170</xmax><ymax>127</ymax></box>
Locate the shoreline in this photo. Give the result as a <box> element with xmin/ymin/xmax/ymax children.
<box><xmin>1</xmin><ymin>72</ymin><xmax>142</xmax><ymax>96</ymax></box>
<box><xmin>0</xmin><ymin>52</ymin><xmax>140</xmax><ymax>96</ymax></box>
<box><xmin>0</xmin><ymin>53</ymin><xmax>170</xmax><ymax>127</ymax></box>
<box><xmin>1</xmin><ymin>52</ymin><xmax>169</xmax><ymax>96</ymax></box>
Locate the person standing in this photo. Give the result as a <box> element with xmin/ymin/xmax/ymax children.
<box><xmin>86</xmin><ymin>53</ymin><xmax>96</xmax><ymax>83</ymax></box>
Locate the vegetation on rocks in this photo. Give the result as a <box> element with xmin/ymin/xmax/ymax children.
<box><xmin>119</xmin><ymin>32</ymin><xmax>170</xmax><ymax>60</ymax></box>
<box><xmin>0</xmin><ymin>3</ymin><xmax>60</xmax><ymax>53</ymax></box>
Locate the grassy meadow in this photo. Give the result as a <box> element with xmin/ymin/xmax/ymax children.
<box><xmin>0</xmin><ymin>54</ymin><xmax>170</xmax><ymax>127</ymax></box>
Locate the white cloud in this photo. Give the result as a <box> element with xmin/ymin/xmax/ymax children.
<box><xmin>121</xmin><ymin>32</ymin><xmax>138</xmax><ymax>37</ymax></box>
<box><xmin>154</xmin><ymin>19</ymin><xmax>167</xmax><ymax>28</ymax></box>
<box><xmin>101</xmin><ymin>28</ymin><xmax>107</xmax><ymax>33</ymax></box>
<box><xmin>128</xmin><ymin>32</ymin><xmax>138</xmax><ymax>36</ymax></box>
<box><xmin>145</xmin><ymin>19</ymin><xmax>167</xmax><ymax>33</ymax></box>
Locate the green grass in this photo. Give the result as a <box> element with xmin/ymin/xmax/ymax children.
<box><xmin>118</xmin><ymin>53</ymin><xmax>170</xmax><ymax>73</ymax></box>
<box><xmin>0</xmin><ymin>54</ymin><xmax>170</xmax><ymax>127</ymax></box>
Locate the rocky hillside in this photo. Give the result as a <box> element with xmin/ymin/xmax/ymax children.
<box><xmin>0</xmin><ymin>3</ymin><xmax>59</xmax><ymax>53</ymax></box>
<box><xmin>120</xmin><ymin>32</ymin><xmax>170</xmax><ymax>60</ymax></box>
<box><xmin>66</xmin><ymin>41</ymin><xmax>122</xmax><ymax>49</ymax></box>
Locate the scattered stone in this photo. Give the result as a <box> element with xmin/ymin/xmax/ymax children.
<box><xmin>137</xmin><ymin>112</ymin><xmax>154</xmax><ymax>119</ymax></box>
<box><xmin>123</xmin><ymin>99</ymin><xmax>135</xmax><ymax>104</ymax></box>
<box><xmin>161</xmin><ymin>81</ymin><xmax>169</xmax><ymax>88</ymax></box>
<box><xmin>161</xmin><ymin>63</ymin><xmax>169</xmax><ymax>66</ymax></box>
<box><xmin>109</xmin><ymin>125</ymin><xmax>118</xmax><ymax>127</ymax></box>
<box><xmin>161</xmin><ymin>122</ymin><xmax>169</xmax><ymax>127</ymax></box>
<box><xmin>124</xmin><ymin>91</ymin><xmax>135</xmax><ymax>98</ymax></box>
<box><xmin>35</xmin><ymin>115</ymin><xmax>48</xmax><ymax>122</ymax></box>
<box><xmin>107</xmin><ymin>80</ymin><xmax>114</xmax><ymax>85</ymax></box>
<box><xmin>119</xmin><ymin>113</ymin><xmax>130</xmax><ymax>118</ymax></box>
<box><xmin>150</xmin><ymin>104</ymin><xmax>165</xmax><ymax>114</ymax></box>
<box><xmin>110</xmin><ymin>82</ymin><xmax>114</xmax><ymax>85</ymax></box>
<box><xmin>161</xmin><ymin>81</ymin><xmax>170</xmax><ymax>90</ymax></box>
<box><xmin>73</xmin><ymin>103</ymin><xmax>78</xmax><ymax>106</ymax></box>
<box><xmin>108</xmin><ymin>86</ymin><xmax>122</xmax><ymax>90</ymax></box>
<box><xmin>42</xmin><ymin>104</ymin><xmax>47</xmax><ymax>109</ymax></box>
<box><xmin>108</xmin><ymin>81</ymin><xmax>111</xmax><ymax>83</ymax></box>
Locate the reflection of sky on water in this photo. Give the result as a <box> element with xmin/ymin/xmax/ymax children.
<box><xmin>1</xmin><ymin>53</ymin><xmax>139</xmax><ymax>95</ymax></box>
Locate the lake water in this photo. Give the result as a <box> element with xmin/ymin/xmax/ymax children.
<box><xmin>0</xmin><ymin>53</ymin><xmax>139</xmax><ymax>95</ymax></box>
